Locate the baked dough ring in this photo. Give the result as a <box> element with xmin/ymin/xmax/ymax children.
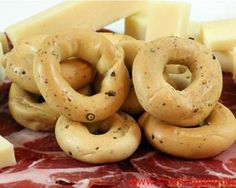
<box><xmin>139</xmin><ymin>103</ymin><xmax>236</xmax><ymax>159</ymax></box>
<box><xmin>133</xmin><ymin>36</ymin><xmax>222</xmax><ymax>126</ymax></box>
<box><xmin>8</xmin><ymin>83</ymin><xmax>92</xmax><ymax>131</ymax></box>
<box><xmin>8</xmin><ymin>83</ymin><xmax>59</xmax><ymax>131</ymax></box>
<box><xmin>100</xmin><ymin>32</ymin><xmax>143</xmax><ymax>72</ymax></box>
<box><xmin>4</xmin><ymin>36</ymin><xmax>95</xmax><ymax>94</ymax></box>
<box><xmin>33</xmin><ymin>30</ymin><xmax>130</xmax><ymax>122</ymax></box>
<box><xmin>55</xmin><ymin>112</ymin><xmax>141</xmax><ymax>164</ymax></box>
<box><xmin>120</xmin><ymin>82</ymin><xmax>144</xmax><ymax>116</ymax></box>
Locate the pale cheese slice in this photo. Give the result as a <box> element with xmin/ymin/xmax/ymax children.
<box><xmin>0</xmin><ymin>135</ymin><xmax>16</xmax><ymax>168</ymax></box>
<box><xmin>125</xmin><ymin>10</ymin><xmax>147</xmax><ymax>40</ymax></box>
<box><xmin>214</xmin><ymin>51</ymin><xmax>233</xmax><ymax>73</ymax></box>
<box><xmin>185</xmin><ymin>21</ymin><xmax>202</xmax><ymax>42</ymax></box>
<box><xmin>145</xmin><ymin>2</ymin><xmax>191</xmax><ymax>41</ymax></box>
<box><xmin>5</xmin><ymin>1</ymin><xmax>146</xmax><ymax>45</ymax></box>
<box><xmin>202</xmin><ymin>18</ymin><xmax>236</xmax><ymax>51</ymax></box>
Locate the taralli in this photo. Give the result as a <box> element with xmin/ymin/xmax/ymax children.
<box><xmin>8</xmin><ymin>83</ymin><xmax>59</xmax><ymax>131</ymax></box>
<box><xmin>133</xmin><ymin>36</ymin><xmax>222</xmax><ymax>126</ymax></box>
<box><xmin>33</xmin><ymin>30</ymin><xmax>130</xmax><ymax>122</ymax></box>
<box><xmin>55</xmin><ymin>112</ymin><xmax>141</xmax><ymax>164</ymax></box>
<box><xmin>121</xmin><ymin>82</ymin><xmax>144</xmax><ymax>116</ymax></box>
<box><xmin>139</xmin><ymin>103</ymin><xmax>236</xmax><ymax>159</ymax></box>
<box><xmin>100</xmin><ymin>32</ymin><xmax>144</xmax><ymax>71</ymax></box>
<box><xmin>4</xmin><ymin>36</ymin><xmax>95</xmax><ymax>94</ymax></box>
<box><xmin>8</xmin><ymin>83</ymin><xmax>92</xmax><ymax>131</ymax></box>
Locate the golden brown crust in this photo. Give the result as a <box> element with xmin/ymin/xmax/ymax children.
<box><xmin>55</xmin><ymin>112</ymin><xmax>141</xmax><ymax>164</ymax></box>
<box><xmin>133</xmin><ymin>36</ymin><xmax>222</xmax><ymax>126</ymax></box>
<box><xmin>5</xmin><ymin>35</ymin><xmax>95</xmax><ymax>94</ymax></box>
<box><xmin>8</xmin><ymin>83</ymin><xmax>59</xmax><ymax>131</ymax></box>
<box><xmin>33</xmin><ymin>30</ymin><xmax>130</xmax><ymax>122</ymax></box>
<box><xmin>139</xmin><ymin>103</ymin><xmax>236</xmax><ymax>159</ymax></box>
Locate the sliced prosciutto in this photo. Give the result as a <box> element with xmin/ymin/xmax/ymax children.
<box><xmin>220</xmin><ymin>72</ymin><xmax>236</xmax><ymax>115</ymax></box>
<box><xmin>0</xmin><ymin>113</ymin><xmax>122</xmax><ymax>188</ymax></box>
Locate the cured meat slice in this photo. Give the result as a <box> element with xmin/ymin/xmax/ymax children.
<box><xmin>0</xmin><ymin>113</ymin><xmax>122</xmax><ymax>187</ymax></box>
<box><xmin>131</xmin><ymin>143</ymin><xmax>236</xmax><ymax>187</ymax></box>
<box><xmin>220</xmin><ymin>72</ymin><xmax>236</xmax><ymax>115</ymax></box>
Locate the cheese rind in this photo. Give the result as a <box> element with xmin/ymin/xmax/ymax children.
<box><xmin>202</xmin><ymin>18</ymin><xmax>236</xmax><ymax>51</ymax></box>
<box><xmin>125</xmin><ymin>11</ymin><xmax>147</xmax><ymax>40</ymax></box>
<box><xmin>5</xmin><ymin>1</ymin><xmax>145</xmax><ymax>45</ymax></box>
<box><xmin>0</xmin><ymin>32</ymin><xmax>10</xmax><ymax>53</ymax></box>
<box><xmin>0</xmin><ymin>43</ymin><xmax>6</xmax><ymax>84</ymax></box>
<box><xmin>0</xmin><ymin>135</ymin><xmax>16</xmax><ymax>168</ymax></box>
<box><xmin>145</xmin><ymin>2</ymin><xmax>191</xmax><ymax>41</ymax></box>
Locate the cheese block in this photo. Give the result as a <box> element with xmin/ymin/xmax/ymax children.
<box><xmin>185</xmin><ymin>21</ymin><xmax>202</xmax><ymax>42</ymax></box>
<box><xmin>145</xmin><ymin>2</ymin><xmax>191</xmax><ymax>41</ymax></box>
<box><xmin>214</xmin><ymin>51</ymin><xmax>233</xmax><ymax>73</ymax></box>
<box><xmin>202</xmin><ymin>18</ymin><xmax>236</xmax><ymax>51</ymax></box>
<box><xmin>125</xmin><ymin>10</ymin><xmax>147</xmax><ymax>40</ymax></box>
<box><xmin>5</xmin><ymin>1</ymin><xmax>146</xmax><ymax>45</ymax></box>
<box><xmin>0</xmin><ymin>135</ymin><xmax>16</xmax><ymax>168</ymax></box>
<box><xmin>0</xmin><ymin>32</ymin><xmax>10</xmax><ymax>53</ymax></box>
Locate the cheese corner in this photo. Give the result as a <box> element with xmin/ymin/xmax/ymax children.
<box><xmin>0</xmin><ymin>135</ymin><xmax>16</xmax><ymax>168</ymax></box>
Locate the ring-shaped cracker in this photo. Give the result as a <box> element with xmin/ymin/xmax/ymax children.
<box><xmin>139</xmin><ymin>103</ymin><xmax>236</xmax><ymax>159</ymax></box>
<box><xmin>8</xmin><ymin>83</ymin><xmax>92</xmax><ymax>131</ymax></box>
<box><xmin>4</xmin><ymin>35</ymin><xmax>95</xmax><ymax>94</ymax></box>
<box><xmin>133</xmin><ymin>36</ymin><xmax>222</xmax><ymax>126</ymax></box>
<box><xmin>100</xmin><ymin>32</ymin><xmax>143</xmax><ymax>72</ymax></box>
<box><xmin>8</xmin><ymin>83</ymin><xmax>59</xmax><ymax>131</ymax></box>
<box><xmin>55</xmin><ymin>112</ymin><xmax>141</xmax><ymax>164</ymax></box>
<box><xmin>33</xmin><ymin>30</ymin><xmax>130</xmax><ymax>122</ymax></box>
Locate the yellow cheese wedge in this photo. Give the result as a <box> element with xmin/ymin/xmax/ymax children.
<box><xmin>0</xmin><ymin>135</ymin><xmax>16</xmax><ymax>168</ymax></box>
<box><xmin>185</xmin><ymin>21</ymin><xmax>202</xmax><ymax>42</ymax></box>
<box><xmin>5</xmin><ymin>1</ymin><xmax>146</xmax><ymax>45</ymax></box>
<box><xmin>145</xmin><ymin>2</ymin><xmax>191</xmax><ymax>41</ymax></box>
<box><xmin>202</xmin><ymin>18</ymin><xmax>236</xmax><ymax>51</ymax></box>
<box><xmin>214</xmin><ymin>51</ymin><xmax>233</xmax><ymax>73</ymax></box>
<box><xmin>125</xmin><ymin>10</ymin><xmax>147</xmax><ymax>40</ymax></box>
<box><xmin>0</xmin><ymin>32</ymin><xmax>10</xmax><ymax>53</ymax></box>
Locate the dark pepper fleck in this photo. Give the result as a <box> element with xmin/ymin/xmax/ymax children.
<box><xmin>193</xmin><ymin>108</ymin><xmax>199</xmax><ymax>113</ymax></box>
<box><xmin>188</xmin><ymin>37</ymin><xmax>195</xmax><ymax>40</ymax></box>
<box><xmin>105</xmin><ymin>90</ymin><xmax>116</xmax><ymax>96</ymax></box>
<box><xmin>151</xmin><ymin>134</ymin><xmax>155</xmax><ymax>139</ymax></box>
<box><xmin>68</xmin><ymin>151</ymin><xmax>72</xmax><ymax>156</ymax></box>
<box><xmin>212</xmin><ymin>54</ymin><xmax>216</xmax><ymax>60</ymax></box>
<box><xmin>111</xmin><ymin>71</ymin><xmax>116</xmax><ymax>77</ymax></box>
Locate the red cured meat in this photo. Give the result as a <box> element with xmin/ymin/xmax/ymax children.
<box><xmin>0</xmin><ymin>111</ymin><xmax>122</xmax><ymax>187</ymax></box>
<box><xmin>220</xmin><ymin>72</ymin><xmax>236</xmax><ymax>115</ymax></box>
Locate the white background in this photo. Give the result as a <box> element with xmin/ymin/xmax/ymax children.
<box><xmin>0</xmin><ymin>0</ymin><xmax>236</xmax><ymax>32</ymax></box>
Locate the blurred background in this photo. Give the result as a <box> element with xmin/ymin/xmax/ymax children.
<box><xmin>0</xmin><ymin>0</ymin><xmax>236</xmax><ymax>32</ymax></box>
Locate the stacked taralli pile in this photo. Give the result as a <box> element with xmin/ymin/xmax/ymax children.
<box><xmin>0</xmin><ymin>1</ymin><xmax>236</xmax><ymax>167</ymax></box>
